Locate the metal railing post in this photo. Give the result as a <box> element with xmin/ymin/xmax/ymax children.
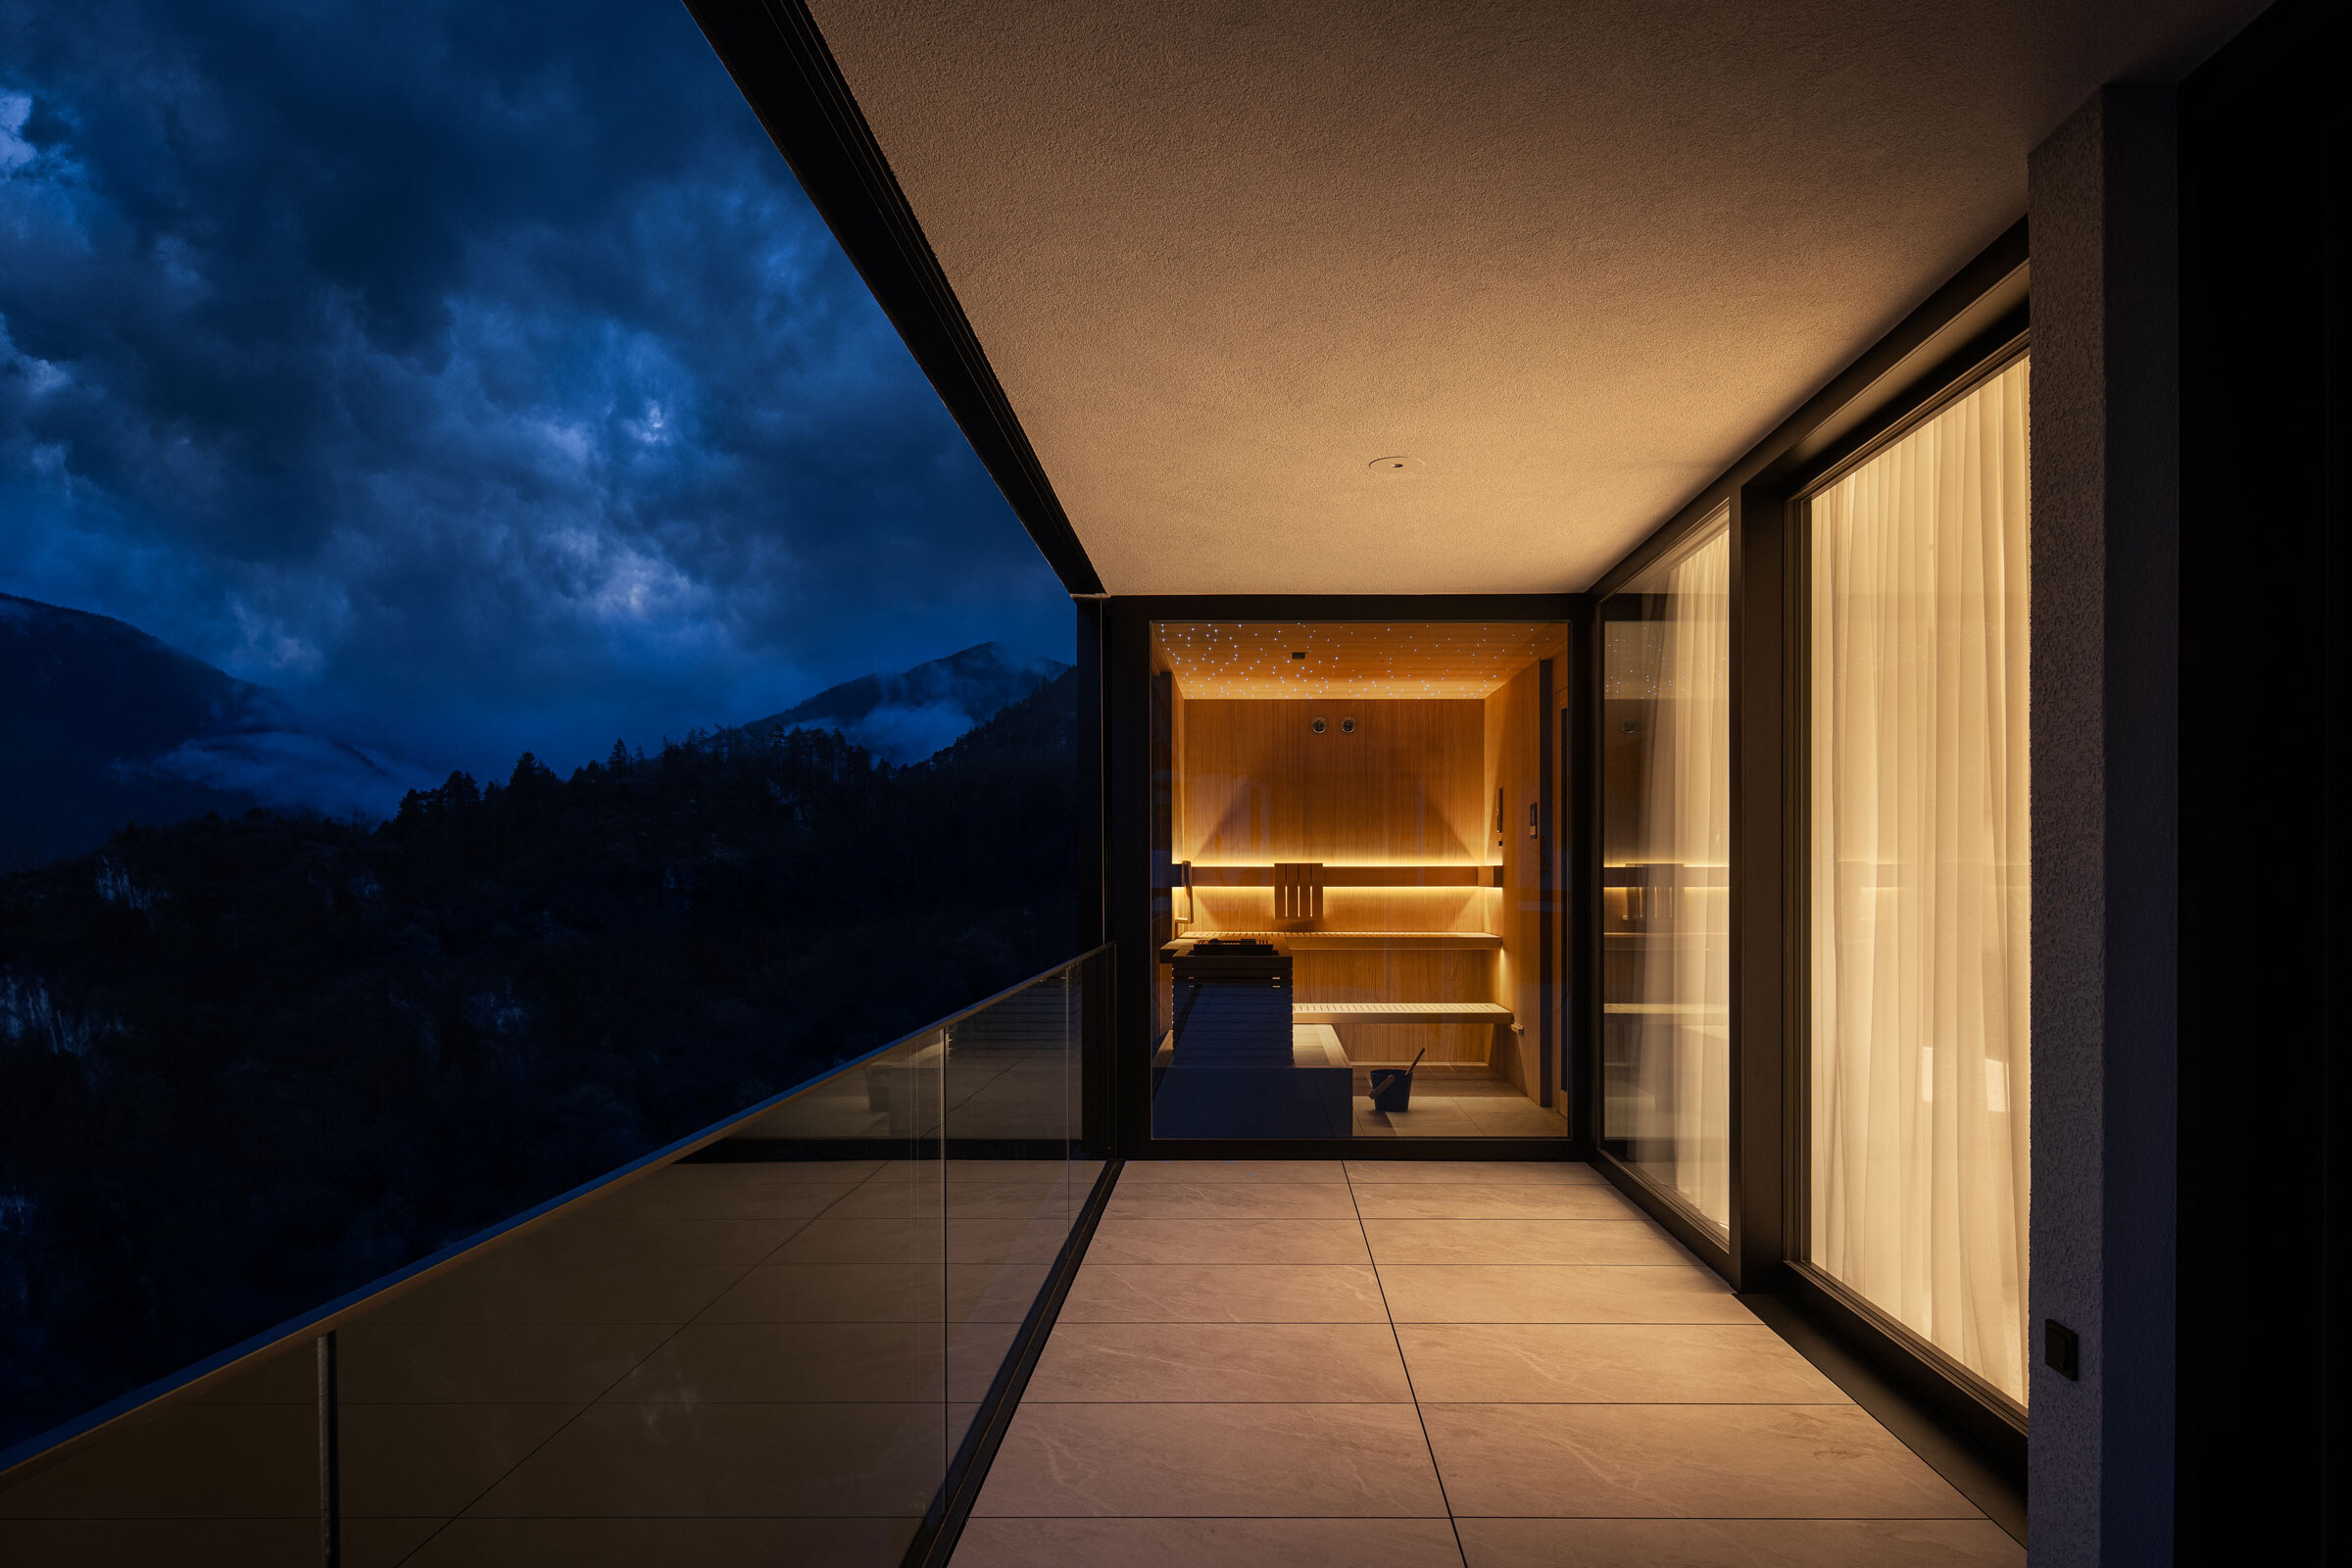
<box><xmin>317</xmin><ymin>1331</ymin><xmax>340</xmax><ymax>1568</ymax></box>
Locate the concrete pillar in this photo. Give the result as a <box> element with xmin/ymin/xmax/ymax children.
<box><xmin>2026</xmin><ymin>85</ymin><xmax>2180</xmax><ymax>1568</ymax></box>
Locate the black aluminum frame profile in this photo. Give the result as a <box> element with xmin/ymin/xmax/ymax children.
<box><xmin>684</xmin><ymin>0</ymin><xmax>1105</xmax><ymax>596</ymax></box>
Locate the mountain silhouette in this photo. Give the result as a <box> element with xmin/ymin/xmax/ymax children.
<box><xmin>1</xmin><ymin>598</ymin><xmax>1064</xmax><ymax>868</ymax></box>
<box><xmin>0</xmin><ymin>594</ymin><xmax>426</xmax><ymax>867</ymax></box>
<box><xmin>737</xmin><ymin>641</ymin><xmax>1070</xmax><ymax>762</ymax></box>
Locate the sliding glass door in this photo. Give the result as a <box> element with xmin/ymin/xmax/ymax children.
<box><xmin>1803</xmin><ymin>356</ymin><xmax>2032</xmax><ymax>1404</ymax></box>
<box><xmin>1599</xmin><ymin>509</ymin><xmax>1731</xmax><ymax>1234</ymax></box>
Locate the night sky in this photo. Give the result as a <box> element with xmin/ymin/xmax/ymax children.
<box><xmin>0</xmin><ymin>0</ymin><xmax>1070</xmax><ymax>789</ymax></box>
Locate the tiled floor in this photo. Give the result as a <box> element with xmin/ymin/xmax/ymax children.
<box><xmin>1351</xmin><ymin>1069</ymin><xmax>1570</xmax><ymax>1138</ymax></box>
<box><xmin>953</xmin><ymin>1159</ymin><xmax>2024</xmax><ymax>1568</ymax></box>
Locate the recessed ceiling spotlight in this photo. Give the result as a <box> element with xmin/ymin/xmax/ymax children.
<box><xmin>1368</xmin><ymin>455</ymin><xmax>1424</xmax><ymax>478</ymax></box>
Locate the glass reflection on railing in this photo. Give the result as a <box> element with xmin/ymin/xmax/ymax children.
<box><xmin>0</xmin><ymin>1338</ymin><xmax>320</xmax><ymax>1563</ymax></box>
<box><xmin>0</xmin><ymin>952</ymin><xmax>1102</xmax><ymax>1567</ymax></box>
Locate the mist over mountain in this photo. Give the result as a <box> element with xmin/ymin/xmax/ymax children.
<box><xmin>1</xmin><ymin>594</ymin><xmax>1066</xmax><ymax>872</ymax></box>
<box><xmin>0</xmin><ymin>595</ymin><xmax>435</xmax><ymax>868</ymax></box>
<box><xmin>737</xmin><ymin>642</ymin><xmax>1071</xmax><ymax>763</ymax></box>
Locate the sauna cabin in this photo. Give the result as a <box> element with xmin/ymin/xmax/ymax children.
<box><xmin>1149</xmin><ymin>621</ymin><xmax>1569</xmax><ymax>1140</ymax></box>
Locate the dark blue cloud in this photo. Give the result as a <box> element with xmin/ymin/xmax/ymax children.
<box><xmin>0</xmin><ymin>0</ymin><xmax>1070</xmax><ymax>789</ymax></box>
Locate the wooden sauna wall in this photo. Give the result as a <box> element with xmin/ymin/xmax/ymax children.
<box><xmin>1180</xmin><ymin>697</ymin><xmax>1494</xmax><ymax>1064</ymax></box>
<box><xmin>1181</xmin><ymin>698</ymin><xmax>1486</xmax><ymax>863</ymax></box>
<box><xmin>1484</xmin><ymin>661</ymin><xmax>1547</xmax><ymax>1096</ymax></box>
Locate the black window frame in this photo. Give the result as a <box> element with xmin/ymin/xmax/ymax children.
<box><xmin>1576</xmin><ymin>221</ymin><xmax>2034</xmax><ymax>1469</ymax></box>
<box><xmin>1089</xmin><ymin>593</ymin><xmax>1584</xmax><ymax>1164</ymax></box>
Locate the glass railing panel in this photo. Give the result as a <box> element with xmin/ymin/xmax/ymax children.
<box><xmin>335</xmin><ymin>1024</ymin><xmax>947</xmax><ymax>1565</ymax></box>
<box><xmin>942</xmin><ymin>962</ymin><xmax>1084</xmax><ymax>1465</ymax></box>
<box><xmin>1</xmin><ymin>951</ymin><xmax>1102</xmax><ymax>1562</ymax></box>
<box><xmin>0</xmin><ymin>1339</ymin><xmax>318</xmax><ymax>1564</ymax></box>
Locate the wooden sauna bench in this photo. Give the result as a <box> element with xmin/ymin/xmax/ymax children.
<box><xmin>1200</xmin><ymin>931</ymin><xmax>1501</xmax><ymax>950</ymax></box>
<box><xmin>1159</xmin><ymin>934</ymin><xmax>1516</xmax><ymax>1048</ymax></box>
<box><xmin>1290</xmin><ymin>1001</ymin><xmax>1512</xmax><ymax>1024</ymax></box>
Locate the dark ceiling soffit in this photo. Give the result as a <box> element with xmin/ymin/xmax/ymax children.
<box><xmin>684</xmin><ymin>0</ymin><xmax>1106</xmax><ymax>596</ymax></box>
<box><xmin>1588</xmin><ymin>218</ymin><xmax>2032</xmax><ymax>601</ymax></box>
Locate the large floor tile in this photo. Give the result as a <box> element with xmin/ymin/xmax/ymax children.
<box><xmin>1086</xmin><ymin>1218</ymin><xmax>1372</xmax><ymax>1266</ymax></box>
<box><xmin>1106</xmin><ymin>1182</ymin><xmax>1362</xmax><ymax>1219</ymax></box>
<box><xmin>1351</xmin><ymin>1184</ymin><xmax>1641</xmax><ymax>1221</ymax></box>
<box><xmin>1121</xmin><ymin>1160</ymin><xmax>1350</xmax><ymax>1184</ymax></box>
<box><xmin>1354</xmin><ymin>1103</ymin><xmax>1484</xmax><ymax>1136</ymax></box>
<box><xmin>946</xmin><ymin>1216</ymin><xmax>1084</xmax><ymax>1266</ymax></box>
<box><xmin>975</xmin><ymin>1402</ymin><xmax>1447</xmax><ymax>1518</ymax></box>
<box><xmin>402</xmin><ymin>1515</ymin><xmax>917</xmax><ymax>1568</ymax></box>
<box><xmin>506</xmin><ymin>1216</ymin><xmax>811</xmax><ymax>1270</ymax></box>
<box><xmin>918</xmin><ymin>1158</ymin><xmax>1088</xmax><ymax>1183</ymax></box>
<box><xmin>945</xmin><ymin>1259</ymin><xmax>1057</xmax><ymax>1323</ymax></box>
<box><xmin>339</xmin><ymin>1514</ymin><xmax>447</xmax><ymax>1568</ymax></box>
<box><xmin>338</xmin><ymin>1320</ymin><xmax>675</xmax><ymax>1404</ymax></box>
<box><xmin>695</xmin><ymin>1262</ymin><xmax>944</xmax><ymax>1323</ymax></box>
<box><xmin>760</xmin><ymin>1215</ymin><xmax>942</xmax><ymax>1265</ymax></box>
<box><xmin>828</xmin><ymin>1180</ymin><xmax>1084</xmax><ymax>1221</ymax></box>
<box><xmin>1346</xmin><ymin>1160</ymin><xmax>1604</xmax><ymax>1185</ymax></box>
<box><xmin>1457</xmin><ymin>1106</ymin><xmax>1572</xmax><ymax>1137</ymax></box>
<box><xmin>1025</xmin><ymin>1321</ymin><xmax>1413</xmax><ymax>1402</ymax></box>
<box><xmin>591</xmin><ymin>1168</ymin><xmax>871</xmax><ymax>1221</ymax></box>
<box><xmin>466</xmin><ymin>1401</ymin><xmax>947</xmax><ymax>1518</ymax></box>
<box><xmin>1396</xmin><ymin>1323</ymin><xmax>1847</xmax><ymax>1403</ymax></box>
<box><xmin>768</xmin><ymin>1216</ymin><xmax>1068</xmax><ymax>1266</ymax></box>
<box><xmin>0</xmin><ymin>1403</ymin><xmax>315</xmax><ymax>1518</ymax></box>
<box><xmin>0</xmin><ymin>1519</ymin><xmax>318</xmax><ymax>1566</ymax></box>
<box><xmin>671</xmin><ymin>1157</ymin><xmax>889</xmax><ymax>1184</ymax></box>
<box><xmin>357</xmin><ymin>1258</ymin><xmax>745</xmax><ymax>1326</ymax></box>
<box><xmin>1421</xmin><ymin>1403</ymin><xmax>1982</xmax><ymax>1518</ymax></box>
<box><xmin>697</xmin><ymin>1261</ymin><xmax>1049</xmax><ymax>1324</ymax></box>
<box><xmin>1364</xmin><ymin>1219</ymin><xmax>1689</xmax><ymax>1267</ymax></box>
<box><xmin>1378</xmin><ymin>1264</ymin><xmax>1748</xmax><ymax>1324</ymax></box>
<box><xmin>606</xmin><ymin>1319</ymin><xmax>1017</xmax><ymax>1403</ymax></box>
<box><xmin>952</xmin><ymin>1516</ymin><xmax>1466</xmax><ymax>1568</ymax></box>
<box><xmin>338</xmin><ymin>1402</ymin><xmax>585</xmax><ymax>1519</ymax></box>
<box><xmin>1057</xmin><ymin>1263</ymin><xmax>1389</xmax><ymax>1323</ymax></box>
<box><xmin>1454</xmin><ymin>1516</ymin><xmax>2024</xmax><ymax>1566</ymax></box>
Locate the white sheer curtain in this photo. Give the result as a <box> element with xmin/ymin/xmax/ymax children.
<box><xmin>1628</xmin><ymin>519</ymin><xmax>1731</xmax><ymax>1227</ymax></box>
<box><xmin>1808</xmin><ymin>358</ymin><xmax>2032</xmax><ymax>1402</ymax></box>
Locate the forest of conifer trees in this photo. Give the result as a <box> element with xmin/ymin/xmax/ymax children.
<box><xmin>0</xmin><ymin>672</ymin><xmax>1080</xmax><ymax>1448</ymax></box>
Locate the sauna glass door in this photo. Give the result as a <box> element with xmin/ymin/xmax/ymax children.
<box><xmin>1597</xmin><ymin>513</ymin><xmax>1732</xmax><ymax>1233</ymax></box>
<box><xmin>1149</xmin><ymin>620</ymin><xmax>1568</xmax><ymax>1140</ymax></box>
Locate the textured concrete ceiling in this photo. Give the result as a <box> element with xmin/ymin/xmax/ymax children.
<box><xmin>807</xmin><ymin>0</ymin><xmax>2261</xmax><ymax>594</ymax></box>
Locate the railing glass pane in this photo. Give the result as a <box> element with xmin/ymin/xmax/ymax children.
<box><xmin>943</xmin><ymin>963</ymin><xmax>1086</xmax><ymax>1481</ymax></box>
<box><xmin>330</xmin><ymin>1016</ymin><xmax>947</xmax><ymax>1561</ymax></box>
<box><xmin>3</xmin><ymin>952</ymin><xmax>1102</xmax><ymax>1558</ymax></box>
<box><xmin>0</xmin><ymin>1341</ymin><xmax>320</xmax><ymax>1563</ymax></box>
<box><xmin>285</xmin><ymin>953</ymin><xmax>1096</xmax><ymax>1563</ymax></box>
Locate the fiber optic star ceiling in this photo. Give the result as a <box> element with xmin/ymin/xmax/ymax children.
<box><xmin>1157</xmin><ymin>621</ymin><xmax>1567</xmax><ymax>699</ymax></box>
<box><xmin>805</xmin><ymin>0</ymin><xmax>2259</xmax><ymax>594</ymax></box>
